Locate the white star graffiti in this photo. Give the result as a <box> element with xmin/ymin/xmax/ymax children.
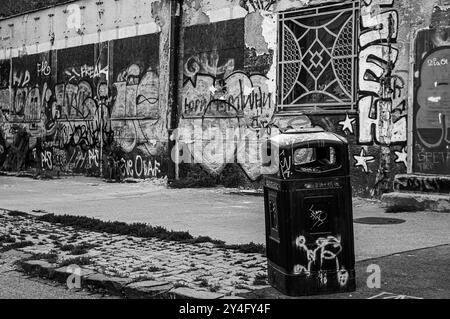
<box><xmin>338</xmin><ymin>114</ymin><xmax>355</xmax><ymax>134</ymax></box>
<box><xmin>394</xmin><ymin>148</ymin><xmax>408</xmax><ymax>168</ymax></box>
<box><xmin>354</xmin><ymin>148</ymin><xmax>375</xmax><ymax>173</ymax></box>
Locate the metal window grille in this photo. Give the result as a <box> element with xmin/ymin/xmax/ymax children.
<box><xmin>278</xmin><ymin>1</ymin><xmax>359</xmax><ymax>113</ymax></box>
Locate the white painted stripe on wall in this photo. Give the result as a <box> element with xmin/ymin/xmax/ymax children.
<box><xmin>0</xmin><ymin>22</ymin><xmax>160</xmax><ymax>60</ymax></box>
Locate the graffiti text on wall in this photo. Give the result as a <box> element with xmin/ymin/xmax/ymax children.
<box><xmin>121</xmin><ymin>155</ymin><xmax>161</xmax><ymax>179</ymax></box>
<box><xmin>184</xmin><ymin>48</ymin><xmax>235</xmax><ymax>84</ymax></box>
<box><xmin>0</xmin><ymin>34</ymin><xmax>165</xmax><ymax>179</ymax></box>
<box><xmin>183</xmin><ymin>71</ymin><xmax>274</xmax><ymax>129</ymax></box>
<box><xmin>358</xmin><ymin>0</ymin><xmax>407</xmax><ymax>146</ymax></box>
<box><xmin>239</xmin><ymin>0</ymin><xmax>276</xmax><ymax>12</ymax></box>
<box><xmin>111</xmin><ymin>64</ymin><xmax>160</xmax><ymax>119</ymax></box>
<box><xmin>413</xmin><ymin>27</ymin><xmax>450</xmax><ymax>174</ymax></box>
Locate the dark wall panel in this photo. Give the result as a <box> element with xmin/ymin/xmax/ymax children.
<box><xmin>111</xmin><ymin>33</ymin><xmax>160</xmax><ymax>119</ymax></box>
<box><xmin>413</xmin><ymin>28</ymin><xmax>450</xmax><ymax>175</ymax></box>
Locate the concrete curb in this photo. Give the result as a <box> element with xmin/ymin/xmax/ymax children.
<box><xmin>17</xmin><ymin>259</ymin><xmax>245</xmax><ymax>299</ymax></box>
<box><xmin>228</xmin><ymin>190</ymin><xmax>264</xmax><ymax>197</ymax></box>
<box><xmin>382</xmin><ymin>192</ymin><xmax>450</xmax><ymax>213</ymax></box>
<box><xmin>124</xmin><ymin>280</ymin><xmax>174</xmax><ymax>299</ymax></box>
<box><xmin>19</xmin><ymin>259</ymin><xmax>58</xmax><ymax>278</ymax></box>
<box><xmin>83</xmin><ymin>273</ymin><xmax>133</xmax><ymax>296</ymax></box>
<box><xmin>0</xmin><ymin>171</ymin><xmax>36</xmax><ymax>178</ymax></box>
<box><xmin>170</xmin><ymin>287</ymin><xmax>224</xmax><ymax>299</ymax></box>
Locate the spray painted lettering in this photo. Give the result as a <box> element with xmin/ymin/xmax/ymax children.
<box><xmin>120</xmin><ymin>155</ymin><xmax>161</xmax><ymax>179</ymax></box>
<box><xmin>184</xmin><ymin>48</ymin><xmax>235</xmax><ymax>84</ymax></box>
<box><xmin>64</xmin><ymin>63</ymin><xmax>108</xmax><ymax>82</ymax></box>
<box><xmin>358</xmin><ymin>0</ymin><xmax>406</xmax><ymax>146</ymax></box>
<box><xmin>111</xmin><ymin>64</ymin><xmax>159</xmax><ymax>119</ymax></box>
<box><xmin>183</xmin><ymin>71</ymin><xmax>274</xmax><ymax>128</ymax></box>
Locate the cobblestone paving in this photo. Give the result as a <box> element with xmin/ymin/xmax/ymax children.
<box><xmin>0</xmin><ymin>210</ymin><xmax>269</xmax><ymax>296</ymax></box>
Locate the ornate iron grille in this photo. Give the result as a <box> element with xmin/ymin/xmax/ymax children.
<box><xmin>278</xmin><ymin>2</ymin><xmax>359</xmax><ymax>112</ymax></box>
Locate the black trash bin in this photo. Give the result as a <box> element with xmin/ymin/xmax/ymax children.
<box><xmin>264</xmin><ymin>128</ymin><xmax>356</xmax><ymax>296</ymax></box>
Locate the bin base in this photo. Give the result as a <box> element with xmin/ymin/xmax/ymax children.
<box><xmin>268</xmin><ymin>261</ymin><xmax>356</xmax><ymax>297</ymax></box>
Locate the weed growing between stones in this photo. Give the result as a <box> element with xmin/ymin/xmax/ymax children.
<box><xmin>36</xmin><ymin>213</ymin><xmax>266</xmax><ymax>255</ymax></box>
<box><xmin>59</xmin><ymin>256</ymin><xmax>92</xmax><ymax>267</ymax></box>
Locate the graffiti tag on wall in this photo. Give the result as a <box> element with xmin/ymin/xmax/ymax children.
<box><xmin>358</xmin><ymin>0</ymin><xmax>406</xmax><ymax>146</ymax></box>
<box><xmin>183</xmin><ymin>71</ymin><xmax>274</xmax><ymax>128</ymax></box>
<box><xmin>413</xmin><ymin>28</ymin><xmax>450</xmax><ymax>174</ymax></box>
<box><xmin>0</xmin><ymin>33</ymin><xmax>166</xmax><ymax>179</ymax></box>
<box><xmin>111</xmin><ymin>64</ymin><xmax>159</xmax><ymax>119</ymax></box>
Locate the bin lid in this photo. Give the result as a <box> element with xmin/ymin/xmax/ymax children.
<box><xmin>270</xmin><ymin>128</ymin><xmax>347</xmax><ymax>148</ymax></box>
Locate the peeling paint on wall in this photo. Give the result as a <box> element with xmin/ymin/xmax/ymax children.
<box><xmin>66</xmin><ymin>4</ymin><xmax>82</xmax><ymax>31</ymax></box>
<box><xmin>245</xmin><ymin>13</ymin><xmax>268</xmax><ymax>55</ymax></box>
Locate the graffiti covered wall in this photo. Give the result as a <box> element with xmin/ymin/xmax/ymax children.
<box><xmin>177</xmin><ymin>15</ymin><xmax>281</xmax><ymax>180</ymax></box>
<box><xmin>174</xmin><ymin>0</ymin><xmax>447</xmax><ymax>196</ymax></box>
<box><xmin>1</xmin><ymin>0</ymin><xmax>449</xmax><ymax>193</ymax></box>
<box><xmin>354</xmin><ymin>0</ymin><xmax>408</xmax><ymax>195</ymax></box>
<box><xmin>0</xmin><ymin>0</ymin><xmax>170</xmax><ymax>179</ymax></box>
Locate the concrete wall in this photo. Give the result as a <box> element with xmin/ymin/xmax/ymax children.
<box><xmin>0</xmin><ymin>0</ymin><xmax>171</xmax><ymax>179</ymax></box>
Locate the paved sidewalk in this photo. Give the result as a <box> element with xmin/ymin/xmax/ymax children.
<box><xmin>0</xmin><ymin>176</ymin><xmax>449</xmax><ymax>262</ymax></box>
<box><xmin>0</xmin><ymin>176</ymin><xmax>263</xmax><ymax>245</ymax></box>
<box><xmin>243</xmin><ymin>244</ymin><xmax>450</xmax><ymax>299</ymax></box>
<box><xmin>2</xmin><ymin>209</ymin><xmax>449</xmax><ymax>299</ymax></box>
<box><xmin>0</xmin><ymin>209</ymin><xmax>268</xmax><ymax>297</ymax></box>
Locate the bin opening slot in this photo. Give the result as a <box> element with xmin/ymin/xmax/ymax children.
<box><xmin>293</xmin><ymin>146</ymin><xmax>341</xmax><ymax>173</ymax></box>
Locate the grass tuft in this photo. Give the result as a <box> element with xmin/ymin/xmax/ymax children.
<box><xmin>7</xmin><ymin>211</ymin><xmax>29</xmax><ymax>218</ymax></box>
<box><xmin>59</xmin><ymin>256</ymin><xmax>92</xmax><ymax>267</ymax></box>
<box><xmin>32</xmin><ymin>214</ymin><xmax>265</xmax><ymax>255</ymax></box>
<box><xmin>27</xmin><ymin>252</ymin><xmax>59</xmax><ymax>263</ymax></box>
